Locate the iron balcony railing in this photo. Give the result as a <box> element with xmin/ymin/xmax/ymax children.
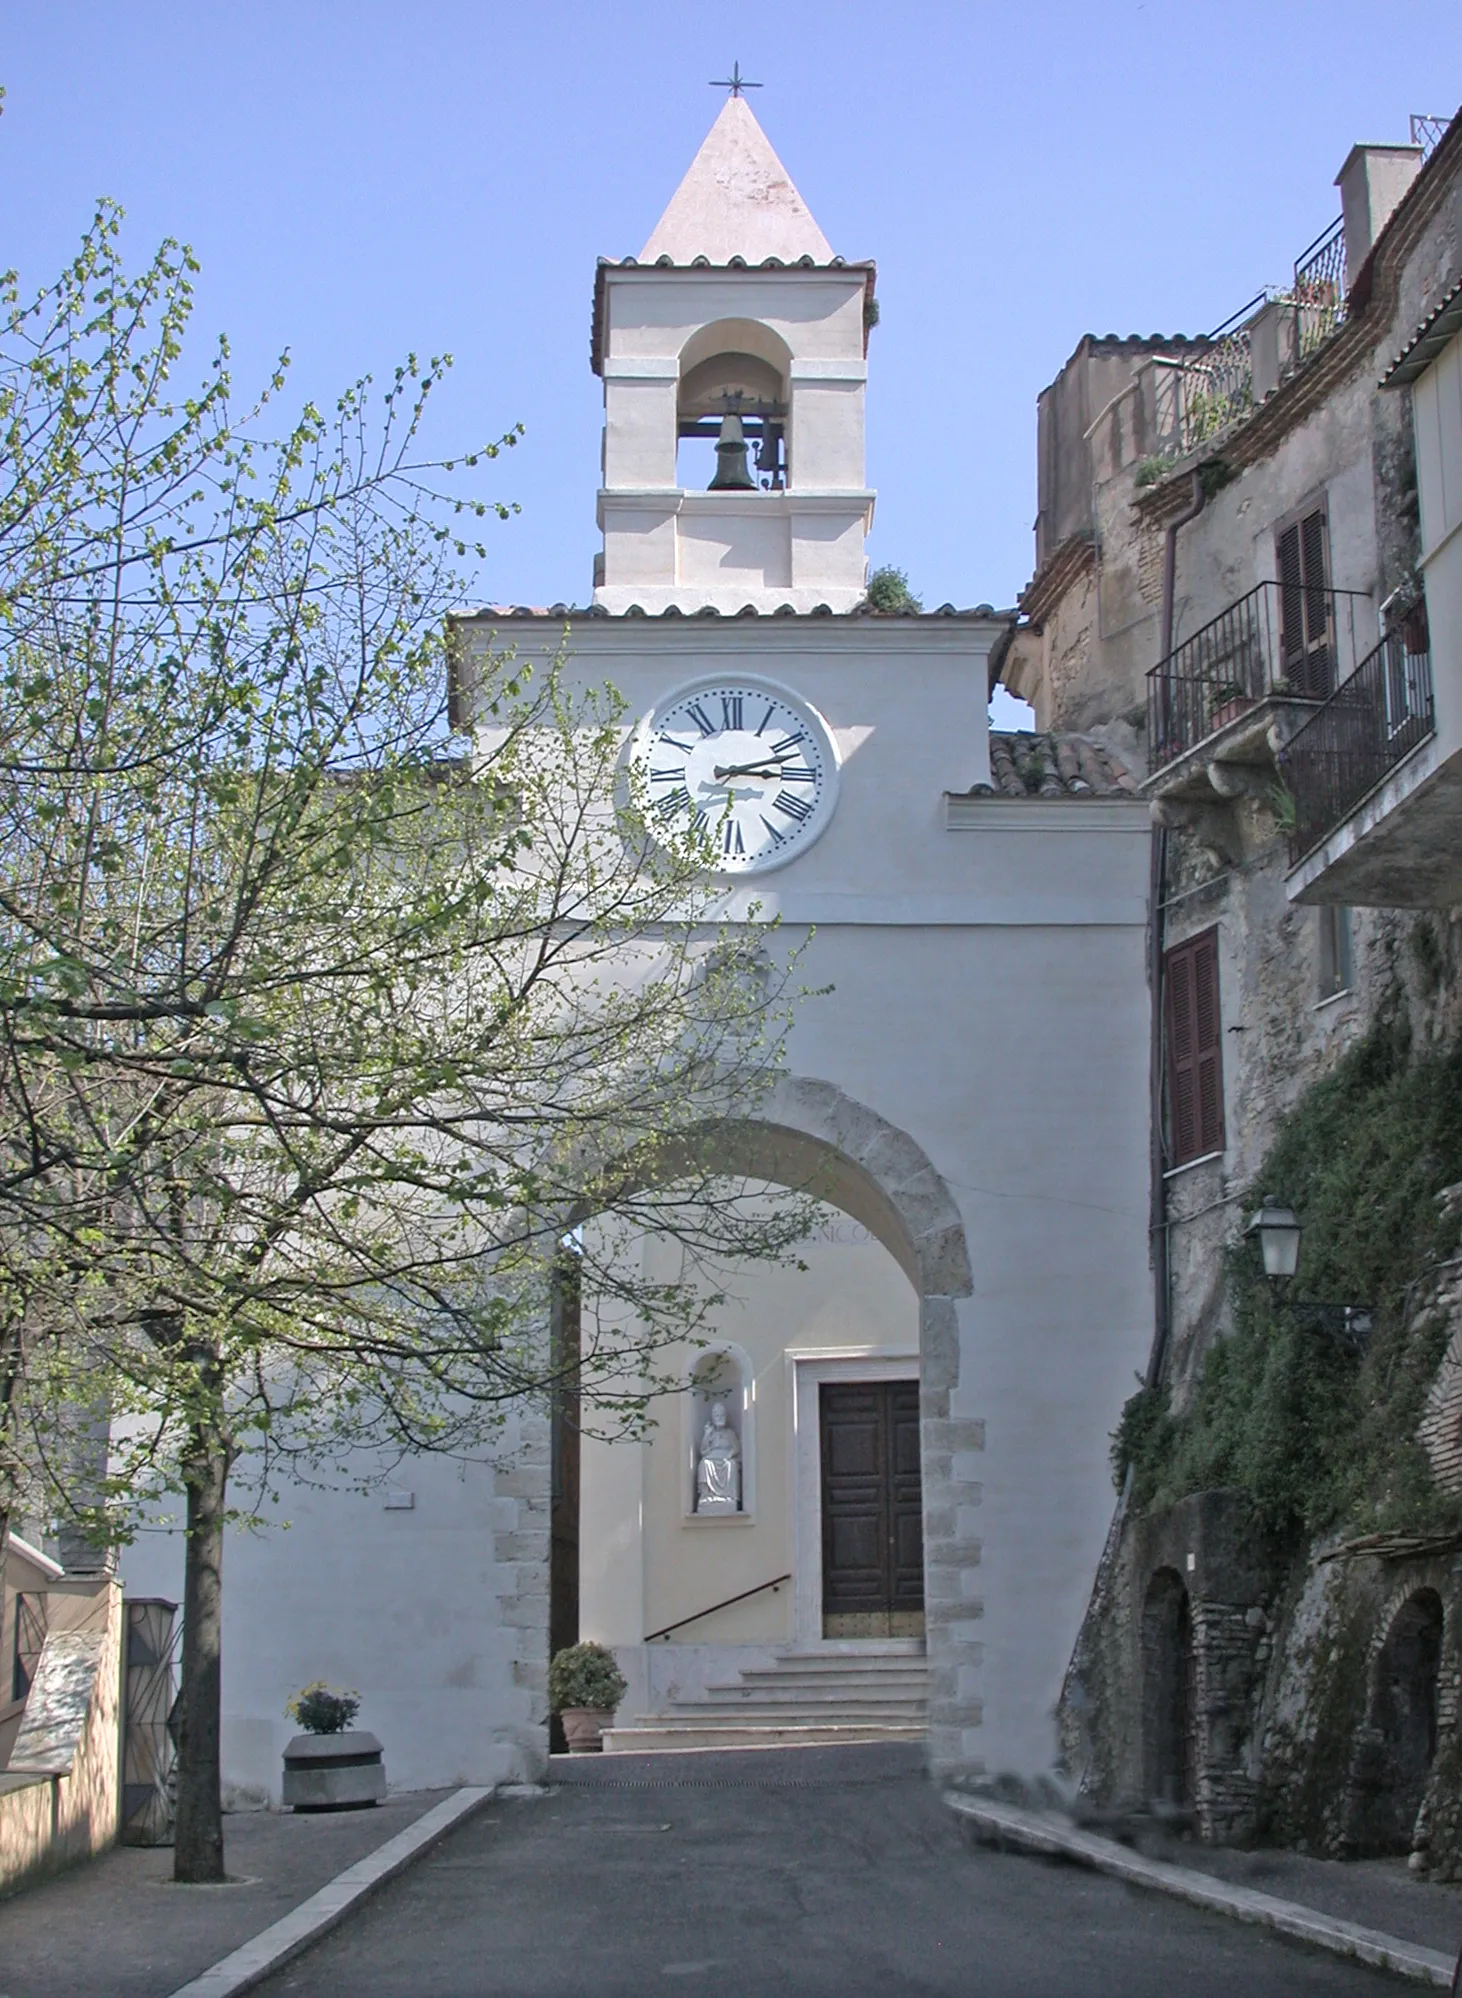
<box><xmin>1282</xmin><ymin>625</ymin><xmax>1435</xmax><ymax>864</ymax></box>
<box><xmin>1178</xmin><ymin>294</ymin><xmax>1263</xmax><ymax>451</ymax></box>
<box><xmin>1175</xmin><ymin>218</ymin><xmax>1349</xmax><ymax>454</ymax></box>
<box><xmin>1147</xmin><ymin>579</ymin><xmax>1375</xmax><ymax>769</ymax></box>
<box><xmin>1293</xmin><ymin>218</ymin><xmax>1348</xmax><ymax>363</ymax></box>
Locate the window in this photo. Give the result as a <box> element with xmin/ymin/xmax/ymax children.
<box><xmin>1276</xmin><ymin>505</ymin><xmax>1333</xmax><ymax>698</ymax></box>
<box><xmin>1165</xmin><ymin>927</ymin><xmax>1225</xmax><ymax>1166</ymax></box>
<box><xmin>1318</xmin><ymin>905</ymin><xmax>1354</xmax><ymax>1001</ymax></box>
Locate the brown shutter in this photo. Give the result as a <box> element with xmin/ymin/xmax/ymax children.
<box><xmin>1277</xmin><ymin>508</ymin><xmax>1332</xmax><ymax>697</ymax></box>
<box><xmin>1165</xmin><ymin>928</ymin><xmax>1225</xmax><ymax>1166</ymax></box>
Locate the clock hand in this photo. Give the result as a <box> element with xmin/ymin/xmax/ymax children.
<box><xmin>713</xmin><ymin>759</ymin><xmax>788</xmax><ymax>781</ymax></box>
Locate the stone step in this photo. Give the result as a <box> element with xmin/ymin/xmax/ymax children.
<box><xmin>672</xmin><ymin>1701</ymin><xmax>925</xmax><ymax>1722</ymax></box>
<box><xmin>601</xmin><ymin>1721</ymin><xmax>925</xmax><ymax>1754</ymax></box>
<box><xmin>722</xmin><ymin>1670</ymin><xmax>928</xmax><ymax>1693</ymax></box>
<box><xmin>687</xmin><ymin>1694</ymin><xmax>926</xmax><ymax>1710</ymax></box>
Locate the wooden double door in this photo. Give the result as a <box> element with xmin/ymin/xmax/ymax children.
<box><xmin>819</xmin><ymin>1381</ymin><xmax>925</xmax><ymax>1638</ymax></box>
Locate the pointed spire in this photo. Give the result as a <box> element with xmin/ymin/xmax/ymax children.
<box><xmin>639</xmin><ymin>98</ymin><xmax>834</xmax><ymax>265</ymax></box>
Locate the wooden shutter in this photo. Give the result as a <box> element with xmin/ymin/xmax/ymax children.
<box><xmin>1277</xmin><ymin>508</ymin><xmax>1333</xmax><ymax>697</ymax></box>
<box><xmin>1165</xmin><ymin>928</ymin><xmax>1225</xmax><ymax>1166</ymax></box>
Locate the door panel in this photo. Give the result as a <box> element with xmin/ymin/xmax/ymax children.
<box><xmin>820</xmin><ymin>1382</ymin><xmax>924</xmax><ymax>1635</ymax></box>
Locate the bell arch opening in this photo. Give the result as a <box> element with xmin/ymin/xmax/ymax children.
<box><xmin>676</xmin><ymin>318</ymin><xmax>791</xmax><ymax>493</ymax></box>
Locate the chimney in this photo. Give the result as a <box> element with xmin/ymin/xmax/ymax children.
<box><xmin>1335</xmin><ymin>144</ymin><xmax>1424</xmax><ymax>282</ymax></box>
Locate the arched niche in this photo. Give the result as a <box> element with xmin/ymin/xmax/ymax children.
<box><xmin>1349</xmin><ymin>1587</ymin><xmax>1445</xmax><ymax>1855</ymax></box>
<box><xmin>1142</xmin><ymin>1567</ymin><xmax>1196</xmax><ymax>1811</ymax></box>
<box><xmin>684</xmin><ymin>1341</ymin><xmax>755</xmax><ymax>1521</ymax></box>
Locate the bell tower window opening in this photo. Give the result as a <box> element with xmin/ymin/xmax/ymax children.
<box><xmin>675</xmin><ymin>334</ymin><xmax>790</xmax><ymax>493</ymax></box>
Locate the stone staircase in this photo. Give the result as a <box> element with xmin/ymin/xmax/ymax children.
<box><xmin>601</xmin><ymin>1649</ymin><xmax>928</xmax><ymax>1753</ymax></box>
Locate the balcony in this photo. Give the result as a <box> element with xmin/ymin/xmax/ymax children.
<box><xmin>1146</xmin><ymin>580</ymin><xmax>1375</xmax><ymax>781</ymax></box>
<box><xmin>1283</xmin><ymin>624</ymin><xmax>1435</xmax><ymax>864</ymax></box>
<box><xmin>1171</xmin><ymin>220</ymin><xmax>1348</xmax><ymax>456</ymax></box>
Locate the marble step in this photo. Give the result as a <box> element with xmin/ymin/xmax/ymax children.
<box><xmin>602</xmin><ymin>1721</ymin><xmax>925</xmax><ymax>1754</ymax></box>
<box><xmin>687</xmin><ymin>1688</ymin><xmax>927</xmax><ymax>1712</ymax></box>
<box><xmin>721</xmin><ymin>1670</ymin><xmax>928</xmax><ymax>1693</ymax></box>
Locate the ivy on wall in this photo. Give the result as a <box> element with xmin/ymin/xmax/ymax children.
<box><xmin>1114</xmin><ymin>1010</ymin><xmax>1462</xmax><ymax>1540</ymax></box>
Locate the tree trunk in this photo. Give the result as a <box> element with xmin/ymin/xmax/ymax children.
<box><xmin>174</xmin><ymin>1427</ymin><xmax>230</xmax><ymax>1883</ymax></box>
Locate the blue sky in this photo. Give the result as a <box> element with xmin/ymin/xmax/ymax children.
<box><xmin>5</xmin><ymin>3</ymin><xmax>1459</xmax><ymax>651</ymax></box>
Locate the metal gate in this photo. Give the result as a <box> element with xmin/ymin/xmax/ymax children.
<box><xmin>121</xmin><ymin>1597</ymin><xmax>180</xmax><ymax>1845</ymax></box>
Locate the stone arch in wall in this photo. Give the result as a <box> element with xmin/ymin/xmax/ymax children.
<box><xmin>547</xmin><ymin>1074</ymin><xmax>981</xmax><ymax>1769</ymax></box>
<box><xmin>1142</xmin><ymin>1567</ymin><xmax>1197</xmax><ymax>1810</ymax></box>
<box><xmin>1348</xmin><ymin>1586</ymin><xmax>1445</xmax><ymax>1855</ymax></box>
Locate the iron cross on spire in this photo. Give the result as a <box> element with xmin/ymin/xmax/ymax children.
<box><xmin>709</xmin><ymin>62</ymin><xmax>761</xmax><ymax>97</ymax></box>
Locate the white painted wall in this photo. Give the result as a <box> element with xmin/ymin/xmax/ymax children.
<box><xmin>119</xmin><ymin>1415</ymin><xmax>545</xmax><ymax>1808</ymax></box>
<box><xmin>1415</xmin><ymin>325</ymin><xmax>1462</xmax><ymax>761</ymax></box>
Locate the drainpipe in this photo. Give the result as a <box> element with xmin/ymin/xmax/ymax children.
<box><xmin>1146</xmin><ymin>470</ymin><xmax>1206</xmax><ymax>1390</ymax></box>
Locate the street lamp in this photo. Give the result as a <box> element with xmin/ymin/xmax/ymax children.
<box><xmin>1244</xmin><ymin>1194</ymin><xmax>1372</xmax><ymax>1348</ymax></box>
<box><xmin>1245</xmin><ymin>1194</ymin><xmax>1302</xmax><ymax>1283</ymax></box>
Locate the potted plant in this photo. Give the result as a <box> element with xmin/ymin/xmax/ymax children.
<box><xmin>281</xmin><ymin>1682</ymin><xmax>386</xmax><ymax>1810</ymax></box>
<box><xmin>1210</xmin><ymin>679</ymin><xmax>1256</xmax><ymax>729</ymax></box>
<box><xmin>549</xmin><ymin>1642</ymin><xmax>627</xmax><ymax>1754</ymax></box>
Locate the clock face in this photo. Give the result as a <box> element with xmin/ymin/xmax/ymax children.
<box><xmin>634</xmin><ymin>678</ymin><xmax>839</xmax><ymax>875</ymax></box>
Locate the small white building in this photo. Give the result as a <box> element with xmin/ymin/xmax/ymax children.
<box><xmin>121</xmin><ymin>97</ymin><xmax>1155</xmax><ymax>1799</ymax></box>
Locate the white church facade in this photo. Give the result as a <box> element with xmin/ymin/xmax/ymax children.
<box><xmin>122</xmin><ymin>97</ymin><xmax>1154</xmax><ymax>1796</ymax></box>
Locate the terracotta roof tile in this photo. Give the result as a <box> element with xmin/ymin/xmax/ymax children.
<box><xmin>970</xmin><ymin>732</ymin><xmax>1139</xmax><ymax>799</ymax></box>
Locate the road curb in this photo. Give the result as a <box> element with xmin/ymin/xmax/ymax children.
<box><xmin>166</xmin><ymin>1786</ymin><xmax>493</xmax><ymax>1998</ymax></box>
<box><xmin>945</xmin><ymin>1793</ymin><xmax>1458</xmax><ymax>1989</ymax></box>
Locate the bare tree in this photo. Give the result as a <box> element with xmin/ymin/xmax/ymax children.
<box><xmin>0</xmin><ymin>209</ymin><xmax>808</xmax><ymax>1880</ymax></box>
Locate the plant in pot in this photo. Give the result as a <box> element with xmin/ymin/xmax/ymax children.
<box><xmin>549</xmin><ymin>1642</ymin><xmax>627</xmax><ymax>1754</ymax></box>
<box><xmin>1210</xmin><ymin>678</ymin><xmax>1256</xmax><ymax>729</ymax></box>
<box><xmin>281</xmin><ymin>1682</ymin><xmax>386</xmax><ymax>1810</ymax></box>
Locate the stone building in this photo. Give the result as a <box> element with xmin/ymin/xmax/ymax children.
<box><xmin>1003</xmin><ymin>108</ymin><xmax>1462</xmax><ymax>1861</ymax></box>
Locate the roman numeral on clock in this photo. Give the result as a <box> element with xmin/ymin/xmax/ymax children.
<box><xmin>759</xmin><ymin>814</ymin><xmax>790</xmax><ymax>847</ymax></box>
<box><xmin>770</xmin><ymin>731</ymin><xmax>805</xmax><ymax>758</ymax></box>
<box><xmin>685</xmin><ymin>701</ymin><xmax>716</xmax><ymax>737</ymax></box>
<box><xmin>723</xmin><ymin>818</ymin><xmax>745</xmax><ymax>858</ymax></box>
<box><xmin>720</xmin><ymin>693</ymin><xmax>743</xmax><ymax>731</ymax></box>
<box><xmin>774</xmin><ymin>790</ymin><xmax>814</xmax><ymax>824</ymax></box>
<box><xmin>654</xmin><ymin>787</ymin><xmax>691</xmax><ymax>821</ymax></box>
<box><xmin>649</xmin><ymin>766</ymin><xmax>686</xmax><ymax>782</ymax></box>
<box><xmin>777</xmin><ymin>765</ymin><xmax>817</xmax><ymax>783</ymax></box>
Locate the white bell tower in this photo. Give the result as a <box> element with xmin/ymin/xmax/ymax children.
<box><xmin>592</xmin><ymin>96</ymin><xmax>876</xmax><ymax>614</ymax></box>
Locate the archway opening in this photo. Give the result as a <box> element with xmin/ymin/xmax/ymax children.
<box><xmin>545</xmin><ymin>1086</ymin><xmax>972</xmax><ymax>1751</ymax></box>
<box><xmin>1352</xmin><ymin>1588</ymin><xmax>1444</xmax><ymax>1854</ymax></box>
<box><xmin>1142</xmin><ymin>1568</ymin><xmax>1196</xmax><ymax>1811</ymax></box>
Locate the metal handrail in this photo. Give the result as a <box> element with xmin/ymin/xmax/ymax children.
<box><xmin>645</xmin><ymin>1571</ymin><xmax>792</xmax><ymax>1644</ymax></box>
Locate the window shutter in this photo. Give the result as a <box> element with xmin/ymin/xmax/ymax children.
<box><xmin>1165</xmin><ymin>928</ymin><xmax>1225</xmax><ymax>1166</ymax></box>
<box><xmin>1277</xmin><ymin>508</ymin><xmax>1332</xmax><ymax>697</ymax></box>
<box><xmin>1278</xmin><ymin>523</ymin><xmax>1303</xmax><ymax>678</ymax></box>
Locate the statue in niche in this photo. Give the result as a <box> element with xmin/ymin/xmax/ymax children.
<box><xmin>695</xmin><ymin>1399</ymin><xmax>742</xmax><ymax>1514</ymax></box>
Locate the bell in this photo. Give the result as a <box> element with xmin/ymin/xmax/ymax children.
<box><xmin>708</xmin><ymin>411</ymin><xmax>756</xmax><ymax>491</ymax></box>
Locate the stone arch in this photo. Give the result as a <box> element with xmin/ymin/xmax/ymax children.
<box><xmin>1142</xmin><ymin>1567</ymin><xmax>1196</xmax><ymax>1810</ymax></box>
<box><xmin>1349</xmin><ymin>1586</ymin><xmax>1445</xmax><ymax>1855</ymax></box>
<box><xmin>554</xmin><ymin>1074</ymin><xmax>981</xmax><ymax>1771</ymax></box>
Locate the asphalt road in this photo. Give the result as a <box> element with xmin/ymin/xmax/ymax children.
<box><xmin>256</xmin><ymin>1758</ymin><xmax>1405</xmax><ymax>1998</ymax></box>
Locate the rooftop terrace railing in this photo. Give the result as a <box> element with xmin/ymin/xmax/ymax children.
<box><xmin>1293</xmin><ymin>218</ymin><xmax>1349</xmax><ymax>363</ymax></box>
<box><xmin>1175</xmin><ymin>218</ymin><xmax>1350</xmax><ymax>454</ymax></box>
<box><xmin>1147</xmin><ymin>579</ymin><xmax>1375</xmax><ymax>770</ymax></box>
<box><xmin>1282</xmin><ymin>624</ymin><xmax>1435</xmax><ymax>863</ymax></box>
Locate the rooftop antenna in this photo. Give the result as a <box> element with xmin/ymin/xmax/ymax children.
<box><xmin>709</xmin><ymin>62</ymin><xmax>761</xmax><ymax>98</ymax></box>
